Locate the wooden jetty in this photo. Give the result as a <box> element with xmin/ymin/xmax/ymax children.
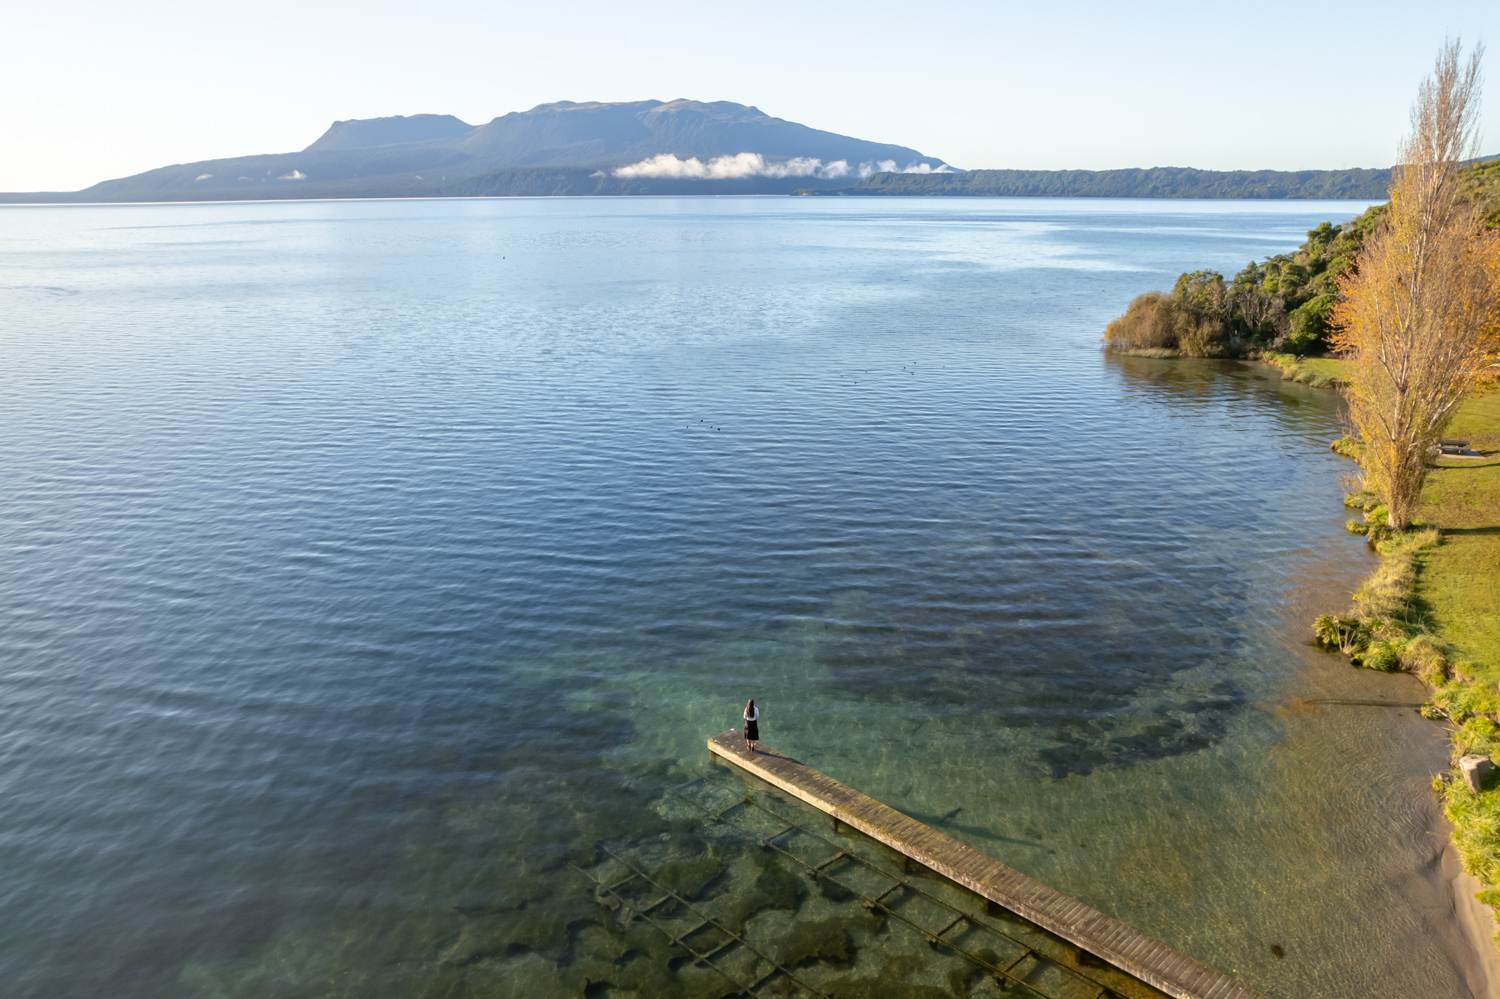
<box><xmin>708</xmin><ymin>730</ymin><xmax>1264</xmax><ymax>999</ymax></box>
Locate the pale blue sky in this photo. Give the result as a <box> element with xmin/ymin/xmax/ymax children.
<box><xmin>4</xmin><ymin>0</ymin><xmax>1497</xmax><ymax>191</ymax></box>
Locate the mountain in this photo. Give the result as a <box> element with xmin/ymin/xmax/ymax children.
<box><xmin>455</xmin><ymin>99</ymin><xmax>934</xmax><ymax>168</ymax></box>
<box><xmin>305</xmin><ymin>114</ymin><xmax>473</xmax><ymax>152</ymax></box>
<box><xmin>6</xmin><ymin>99</ymin><xmax>944</xmax><ymax>202</ymax></box>
<box><xmin>7</xmin><ymin>102</ymin><xmax>1470</xmax><ymax>203</ymax></box>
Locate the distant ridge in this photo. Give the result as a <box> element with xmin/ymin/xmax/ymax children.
<box><xmin>3</xmin><ymin>100</ymin><xmax>1475</xmax><ymax>203</ymax></box>
<box><xmin>844</xmin><ymin>165</ymin><xmax>1395</xmax><ymax>200</ymax></box>
<box><xmin>305</xmin><ymin>114</ymin><xmax>473</xmax><ymax>152</ymax></box>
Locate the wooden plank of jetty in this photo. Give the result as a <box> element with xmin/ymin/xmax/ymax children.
<box><xmin>707</xmin><ymin>729</ymin><xmax>1265</xmax><ymax>999</ymax></box>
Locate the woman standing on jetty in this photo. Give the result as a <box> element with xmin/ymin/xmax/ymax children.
<box><xmin>742</xmin><ymin>698</ymin><xmax>760</xmax><ymax>752</ymax></box>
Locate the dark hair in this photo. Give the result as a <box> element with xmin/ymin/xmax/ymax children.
<box><xmin>744</xmin><ymin>698</ymin><xmax>756</xmax><ymax>715</ymax></box>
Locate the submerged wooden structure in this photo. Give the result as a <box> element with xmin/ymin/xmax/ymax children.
<box><xmin>707</xmin><ymin>730</ymin><xmax>1264</xmax><ymax>999</ymax></box>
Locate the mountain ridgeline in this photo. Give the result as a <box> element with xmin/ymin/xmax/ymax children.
<box><xmin>4</xmin><ymin>98</ymin><xmax>1484</xmax><ymax>203</ymax></box>
<box><xmin>13</xmin><ymin>100</ymin><xmax>942</xmax><ymax>203</ymax></box>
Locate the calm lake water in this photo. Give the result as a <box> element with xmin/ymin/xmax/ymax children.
<box><xmin>0</xmin><ymin>197</ymin><xmax>1472</xmax><ymax>998</ymax></box>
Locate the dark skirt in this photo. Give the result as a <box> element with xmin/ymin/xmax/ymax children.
<box><xmin>744</xmin><ymin>719</ymin><xmax>759</xmax><ymax>742</ymax></box>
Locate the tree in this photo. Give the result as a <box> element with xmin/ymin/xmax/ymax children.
<box><xmin>1332</xmin><ymin>41</ymin><xmax>1500</xmax><ymax>530</ymax></box>
<box><xmin>1286</xmin><ymin>294</ymin><xmax>1336</xmax><ymax>355</ymax></box>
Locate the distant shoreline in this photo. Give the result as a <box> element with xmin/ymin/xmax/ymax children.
<box><xmin>1</xmin><ymin>160</ymin><xmax>1429</xmax><ymax>205</ymax></box>
<box><xmin>0</xmin><ymin>192</ymin><xmax>1387</xmax><ymax>208</ymax></box>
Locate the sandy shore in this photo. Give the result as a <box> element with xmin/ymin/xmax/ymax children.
<box><xmin>1440</xmin><ymin>811</ymin><xmax>1500</xmax><ymax>998</ymax></box>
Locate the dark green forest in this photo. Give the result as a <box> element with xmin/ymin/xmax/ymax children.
<box><xmin>1102</xmin><ymin>160</ymin><xmax>1500</xmax><ymax>358</ymax></box>
<box><xmin>846</xmin><ymin>165</ymin><xmax>1395</xmax><ymax>200</ymax></box>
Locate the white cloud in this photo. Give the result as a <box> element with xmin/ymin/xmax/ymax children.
<box><xmin>614</xmin><ymin>152</ymin><xmax>952</xmax><ymax>181</ymax></box>
<box><xmin>278</xmin><ymin>169</ymin><xmax>306</xmax><ymax>181</ymax></box>
<box><xmin>194</xmin><ymin>173</ymin><xmax>213</xmax><ymax>182</ymax></box>
<box><xmin>857</xmin><ymin>159</ymin><xmax>956</xmax><ymax>179</ymax></box>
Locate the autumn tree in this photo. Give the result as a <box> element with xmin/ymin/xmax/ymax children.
<box><xmin>1332</xmin><ymin>41</ymin><xmax>1500</xmax><ymax>530</ymax></box>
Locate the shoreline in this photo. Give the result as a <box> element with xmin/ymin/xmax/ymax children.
<box><xmin>1447</xmin><ymin>827</ymin><xmax>1500</xmax><ymax>999</ymax></box>
<box><xmin>1269</xmin><ymin>350</ymin><xmax>1500</xmax><ymax>994</ymax></box>
<box><xmin>1126</xmin><ymin>349</ymin><xmax>1500</xmax><ymax>992</ymax></box>
<box><xmin>1277</xmin><ymin>354</ymin><xmax>1500</xmax><ymax>995</ymax></box>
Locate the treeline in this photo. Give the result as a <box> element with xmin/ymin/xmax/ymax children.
<box><xmin>439</xmin><ymin>169</ymin><xmax>837</xmax><ymax>197</ymax></box>
<box><xmin>848</xmin><ymin>165</ymin><xmax>1395</xmax><ymax>200</ymax></box>
<box><xmin>1104</xmin><ymin>206</ymin><xmax>1386</xmax><ymax>357</ymax></box>
<box><xmin>1103</xmin><ymin>160</ymin><xmax>1500</xmax><ymax>358</ymax></box>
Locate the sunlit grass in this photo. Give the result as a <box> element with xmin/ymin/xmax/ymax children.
<box><xmin>1416</xmin><ymin>390</ymin><xmax>1500</xmax><ymax>924</ymax></box>
<box><xmin>1315</xmin><ymin>380</ymin><xmax>1500</xmax><ymax>927</ymax></box>
<box><xmin>1261</xmin><ymin>352</ymin><xmax>1349</xmax><ymax>389</ymax></box>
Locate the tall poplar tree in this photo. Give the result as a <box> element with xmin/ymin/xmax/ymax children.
<box><xmin>1333</xmin><ymin>41</ymin><xmax>1500</xmax><ymax>530</ymax></box>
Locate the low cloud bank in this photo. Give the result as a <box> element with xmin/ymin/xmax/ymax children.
<box><xmin>613</xmin><ymin>153</ymin><xmax>953</xmax><ymax>181</ymax></box>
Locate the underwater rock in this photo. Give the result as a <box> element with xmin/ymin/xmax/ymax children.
<box><xmin>816</xmin><ymin>876</ymin><xmax>855</xmax><ymax>903</ymax></box>
<box><xmin>439</xmin><ymin>915</ymin><xmax>524</xmax><ymax>966</ymax></box>
<box><xmin>776</xmin><ymin>918</ymin><xmax>857</xmax><ymax>968</ymax></box>
<box><xmin>719</xmin><ymin>858</ymin><xmax>806</xmax><ymax>931</ymax></box>
<box><xmin>565</xmin><ymin>924</ymin><xmax>681</xmax><ymax>996</ymax></box>
<box><xmin>773</xmin><ymin>912</ymin><xmax>880</xmax><ymax>970</ymax></box>
<box><xmin>655</xmin><ymin>853</ymin><xmax>728</xmax><ymax>900</ymax></box>
<box><xmin>481</xmin><ymin>951</ymin><xmax>570</xmax><ymax>998</ymax></box>
<box><xmin>822</xmin><ymin>974</ymin><xmax>952</xmax><ymax>999</ymax></box>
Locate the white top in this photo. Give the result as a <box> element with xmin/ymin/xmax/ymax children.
<box><xmin>744</xmin><ymin>707</ymin><xmax>759</xmax><ymax>722</ymax></box>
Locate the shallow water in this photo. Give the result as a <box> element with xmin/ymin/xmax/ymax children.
<box><xmin>0</xmin><ymin>196</ymin><xmax>1467</xmax><ymax>997</ymax></box>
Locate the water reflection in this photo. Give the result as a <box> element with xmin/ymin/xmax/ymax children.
<box><xmin>0</xmin><ymin>197</ymin><xmax>1468</xmax><ymax>998</ymax></box>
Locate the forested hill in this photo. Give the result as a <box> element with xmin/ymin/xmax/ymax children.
<box><xmin>845</xmin><ymin>166</ymin><xmax>1395</xmax><ymax>199</ymax></box>
<box><xmin>1099</xmin><ymin>160</ymin><xmax>1500</xmax><ymax>359</ymax></box>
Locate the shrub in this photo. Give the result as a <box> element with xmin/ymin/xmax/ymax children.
<box><xmin>1361</xmin><ymin>639</ymin><xmax>1404</xmax><ymax>672</ymax></box>
<box><xmin>1285</xmin><ymin>293</ymin><xmax>1337</xmax><ymax>354</ymax></box>
<box><xmin>1446</xmin><ymin>782</ymin><xmax>1500</xmax><ymax>891</ymax></box>
<box><xmin>1103</xmin><ymin>292</ymin><xmax>1180</xmax><ymax>352</ymax></box>
<box><xmin>1177</xmin><ymin>315</ymin><xmax>1229</xmax><ymax>357</ymax></box>
<box><xmin>1314</xmin><ymin>614</ymin><xmax>1368</xmax><ymax>656</ymax></box>
<box><xmin>1401</xmin><ymin>635</ymin><xmax>1451</xmax><ymax>685</ymax></box>
<box><xmin>1318</xmin><ymin>526</ymin><xmax>1443</xmax><ymax>675</ymax></box>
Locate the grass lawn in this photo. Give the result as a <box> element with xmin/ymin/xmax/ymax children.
<box><xmin>1415</xmin><ymin>389</ymin><xmax>1500</xmax><ymax>916</ymax></box>
<box><xmin>1419</xmin><ymin>390</ymin><xmax>1500</xmax><ymax>682</ymax></box>
<box><xmin>1260</xmin><ymin>352</ymin><xmax>1349</xmax><ymax>388</ymax></box>
<box><xmin>1287</xmin><ymin>357</ymin><xmax>1500</xmax><ymax>915</ymax></box>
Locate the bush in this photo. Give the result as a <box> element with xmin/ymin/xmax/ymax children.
<box><xmin>1100</xmin><ymin>201</ymin><xmax>1401</xmax><ymax>358</ymax></box>
<box><xmin>1361</xmin><ymin>639</ymin><xmax>1404</xmax><ymax>672</ymax></box>
<box><xmin>1177</xmin><ymin>315</ymin><xmax>1229</xmax><ymax>357</ymax></box>
<box><xmin>1103</xmin><ymin>292</ymin><xmax>1179</xmax><ymax>351</ymax></box>
<box><xmin>1317</xmin><ymin>526</ymin><xmax>1445</xmax><ymax>676</ymax></box>
<box><xmin>1314</xmin><ymin>613</ymin><xmax>1368</xmax><ymax>656</ymax></box>
<box><xmin>1401</xmin><ymin>635</ymin><xmax>1451</xmax><ymax>685</ymax></box>
<box><xmin>1285</xmin><ymin>294</ymin><xmax>1337</xmax><ymax>354</ymax></box>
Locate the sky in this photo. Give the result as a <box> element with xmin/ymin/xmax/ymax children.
<box><xmin>3</xmin><ymin>0</ymin><xmax>1498</xmax><ymax>192</ymax></box>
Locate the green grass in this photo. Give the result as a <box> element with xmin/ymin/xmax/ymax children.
<box><xmin>1422</xmin><ymin>391</ymin><xmax>1500</xmax><ymax>917</ymax></box>
<box><xmin>1261</xmin><ymin>352</ymin><xmax>1349</xmax><ymax>388</ymax></box>
<box><xmin>1420</xmin><ymin>391</ymin><xmax>1500</xmax><ymax>683</ymax></box>
<box><xmin>1423</xmin><ymin>390</ymin><xmax>1500</xmax><ymax>728</ymax></box>
<box><xmin>1313</xmin><ymin>381</ymin><xmax>1500</xmax><ymax>929</ymax></box>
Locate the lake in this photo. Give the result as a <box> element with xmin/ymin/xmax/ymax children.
<box><xmin>0</xmin><ymin>196</ymin><xmax>1473</xmax><ymax>997</ymax></box>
